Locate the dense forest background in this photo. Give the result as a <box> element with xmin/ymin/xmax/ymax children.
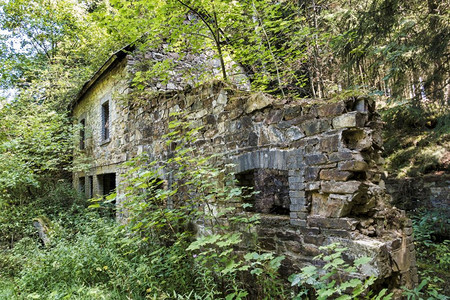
<box><xmin>0</xmin><ymin>0</ymin><xmax>448</xmax><ymax>299</ymax></box>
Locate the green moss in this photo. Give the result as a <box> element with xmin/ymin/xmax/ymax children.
<box><xmin>326</xmin><ymin>88</ymin><xmax>368</xmax><ymax>102</ymax></box>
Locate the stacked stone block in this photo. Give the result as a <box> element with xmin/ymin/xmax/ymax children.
<box><xmin>387</xmin><ymin>175</ymin><xmax>450</xmax><ymax>213</ymax></box>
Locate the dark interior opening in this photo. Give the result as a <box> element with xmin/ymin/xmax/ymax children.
<box><xmin>101</xmin><ymin>101</ymin><xmax>110</xmax><ymax>141</ymax></box>
<box><xmin>80</xmin><ymin>119</ymin><xmax>86</xmax><ymax>150</ymax></box>
<box><xmin>100</xmin><ymin>173</ymin><xmax>116</xmax><ymax>196</ymax></box>
<box><xmin>88</xmin><ymin>176</ymin><xmax>94</xmax><ymax>198</ymax></box>
<box><xmin>342</xmin><ymin>129</ymin><xmax>364</xmax><ymax>150</ymax></box>
<box><xmin>79</xmin><ymin>177</ymin><xmax>85</xmax><ymax>195</ymax></box>
<box><xmin>236</xmin><ymin>169</ymin><xmax>290</xmax><ymax>215</ymax></box>
<box><xmin>349</xmin><ymin>171</ymin><xmax>367</xmax><ymax>180</ymax></box>
<box><xmin>98</xmin><ymin>173</ymin><xmax>116</xmax><ymax>218</ymax></box>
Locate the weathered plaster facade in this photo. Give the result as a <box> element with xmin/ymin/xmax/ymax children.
<box><xmin>72</xmin><ymin>48</ymin><xmax>418</xmax><ymax>294</ymax></box>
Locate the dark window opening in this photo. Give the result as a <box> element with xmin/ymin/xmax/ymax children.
<box><xmin>100</xmin><ymin>173</ymin><xmax>116</xmax><ymax>196</ymax></box>
<box><xmin>88</xmin><ymin>176</ymin><xmax>94</xmax><ymax>198</ymax></box>
<box><xmin>236</xmin><ymin>169</ymin><xmax>290</xmax><ymax>215</ymax></box>
<box><xmin>80</xmin><ymin>119</ymin><xmax>86</xmax><ymax>150</ymax></box>
<box><xmin>101</xmin><ymin>101</ymin><xmax>110</xmax><ymax>141</ymax></box>
<box><xmin>98</xmin><ymin>173</ymin><xmax>116</xmax><ymax>218</ymax></box>
<box><xmin>79</xmin><ymin>177</ymin><xmax>85</xmax><ymax>195</ymax></box>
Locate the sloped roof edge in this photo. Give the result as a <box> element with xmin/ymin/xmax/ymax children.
<box><xmin>69</xmin><ymin>44</ymin><xmax>135</xmax><ymax>111</ymax></box>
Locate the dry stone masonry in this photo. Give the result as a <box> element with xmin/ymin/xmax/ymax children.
<box><xmin>387</xmin><ymin>175</ymin><xmax>450</xmax><ymax>213</ymax></box>
<box><xmin>72</xmin><ymin>49</ymin><xmax>418</xmax><ymax>293</ymax></box>
<box><xmin>120</xmin><ymin>81</ymin><xmax>417</xmax><ymax>291</ymax></box>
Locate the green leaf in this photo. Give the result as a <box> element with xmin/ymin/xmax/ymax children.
<box><xmin>354</xmin><ymin>256</ymin><xmax>372</xmax><ymax>266</ymax></box>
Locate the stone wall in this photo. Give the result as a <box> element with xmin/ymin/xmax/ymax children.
<box><xmin>71</xmin><ymin>45</ymin><xmax>248</xmax><ymax>198</ymax></box>
<box><xmin>119</xmin><ymin>81</ymin><xmax>417</xmax><ymax>292</ymax></box>
<box><xmin>386</xmin><ymin>175</ymin><xmax>450</xmax><ymax>212</ymax></box>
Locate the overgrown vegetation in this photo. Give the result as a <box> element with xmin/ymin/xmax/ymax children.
<box><xmin>290</xmin><ymin>243</ymin><xmax>392</xmax><ymax>300</ymax></box>
<box><xmin>407</xmin><ymin>209</ymin><xmax>450</xmax><ymax>297</ymax></box>
<box><xmin>0</xmin><ymin>119</ymin><xmax>397</xmax><ymax>299</ymax></box>
<box><xmin>381</xmin><ymin>104</ymin><xmax>449</xmax><ymax>178</ymax></box>
<box><xmin>0</xmin><ymin>0</ymin><xmax>448</xmax><ymax>298</ymax></box>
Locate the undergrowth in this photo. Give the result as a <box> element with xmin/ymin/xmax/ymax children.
<box><xmin>381</xmin><ymin>103</ymin><xmax>449</xmax><ymax>178</ymax></box>
<box><xmin>408</xmin><ymin>209</ymin><xmax>450</xmax><ymax>298</ymax></box>
<box><xmin>1</xmin><ymin>114</ymin><xmax>449</xmax><ymax>299</ymax></box>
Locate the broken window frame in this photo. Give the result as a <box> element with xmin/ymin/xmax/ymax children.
<box><xmin>100</xmin><ymin>96</ymin><xmax>111</xmax><ymax>144</ymax></box>
<box><xmin>79</xmin><ymin>176</ymin><xmax>86</xmax><ymax>195</ymax></box>
<box><xmin>79</xmin><ymin>118</ymin><xmax>86</xmax><ymax>150</ymax></box>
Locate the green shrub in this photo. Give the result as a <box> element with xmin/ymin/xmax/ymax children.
<box><xmin>117</xmin><ymin>114</ymin><xmax>287</xmax><ymax>299</ymax></box>
<box><xmin>0</xmin><ymin>181</ymin><xmax>85</xmax><ymax>249</ymax></box>
<box><xmin>406</xmin><ymin>209</ymin><xmax>450</xmax><ymax>298</ymax></box>
<box><xmin>381</xmin><ymin>104</ymin><xmax>426</xmax><ymax>131</ymax></box>
<box><xmin>0</xmin><ymin>115</ymin><xmax>288</xmax><ymax>299</ymax></box>
<box><xmin>412</xmin><ymin>209</ymin><xmax>450</xmax><ymax>270</ymax></box>
<box><xmin>289</xmin><ymin>243</ymin><xmax>392</xmax><ymax>300</ymax></box>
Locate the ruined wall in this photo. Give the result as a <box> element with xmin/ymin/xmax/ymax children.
<box><xmin>72</xmin><ymin>73</ymin><xmax>418</xmax><ymax>290</ymax></box>
<box><xmin>120</xmin><ymin>81</ymin><xmax>417</xmax><ymax>291</ymax></box>
<box><xmin>386</xmin><ymin>175</ymin><xmax>450</xmax><ymax>212</ymax></box>
<box><xmin>127</xmin><ymin>46</ymin><xmax>249</xmax><ymax>92</ymax></box>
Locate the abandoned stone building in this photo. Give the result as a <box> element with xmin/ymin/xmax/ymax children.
<box><xmin>70</xmin><ymin>45</ymin><xmax>418</xmax><ymax>293</ymax></box>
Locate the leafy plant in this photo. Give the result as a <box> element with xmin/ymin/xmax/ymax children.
<box><xmin>116</xmin><ymin>113</ymin><xmax>286</xmax><ymax>299</ymax></box>
<box><xmin>412</xmin><ymin>209</ymin><xmax>450</xmax><ymax>271</ymax></box>
<box><xmin>402</xmin><ymin>276</ymin><xmax>448</xmax><ymax>300</ymax></box>
<box><xmin>289</xmin><ymin>243</ymin><xmax>392</xmax><ymax>300</ymax></box>
<box><xmin>405</xmin><ymin>209</ymin><xmax>450</xmax><ymax>297</ymax></box>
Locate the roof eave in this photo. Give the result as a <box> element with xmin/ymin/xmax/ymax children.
<box><xmin>69</xmin><ymin>44</ymin><xmax>135</xmax><ymax>112</ymax></box>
